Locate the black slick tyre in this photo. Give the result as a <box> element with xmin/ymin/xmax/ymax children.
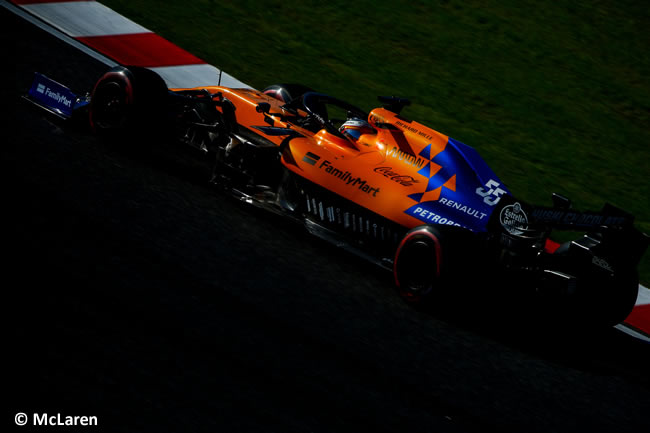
<box><xmin>393</xmin><ymin>225</ymin><xmax>445</xmax><ymax>303</ymax></box>
<box><xmin>89</xmin><ymin>66</ymin><xmax>168</xmax><ymax>137</ymax></box>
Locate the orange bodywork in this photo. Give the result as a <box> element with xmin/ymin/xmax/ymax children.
<box><xmin>171</xmin><ymin>86</ymin><xmax>457</xmax><ymax>230</ymax></box>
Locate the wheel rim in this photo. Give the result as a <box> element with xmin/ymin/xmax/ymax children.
<box><xmin>92</xmin><ymin>81</ymin><xmax>128</xmax><ymax>130</ymax></box>
<box><xmin>397</xmin><ymin>238</ymin><xmax>438</xmax><ymax>298</ymax></box>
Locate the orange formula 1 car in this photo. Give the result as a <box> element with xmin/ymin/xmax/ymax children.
<box><xmin>28</xmin><ymin>67</ymin><xmax>649</xmax><ymax>328</ymax></box>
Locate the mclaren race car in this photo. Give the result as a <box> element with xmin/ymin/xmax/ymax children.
<box><xmin>26</xmin><ymin>67</ymin><xmax>649</xmax><ymax>328</ymax></box>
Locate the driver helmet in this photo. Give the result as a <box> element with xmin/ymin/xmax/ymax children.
<box><xmin>339</xmin><ymin>118</ymin><xmax>376</xmax><ymax>142</ymax></box>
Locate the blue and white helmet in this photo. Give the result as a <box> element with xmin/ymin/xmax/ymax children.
<box><xmin>339</xmin><ymin>118</ymin><xmax>376</xmax><ymax>142</ymax></box>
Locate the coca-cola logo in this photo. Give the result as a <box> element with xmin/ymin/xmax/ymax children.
<box><xmin>499</xmin><ymin>202</ymin><xmax>528</xmax><ymax>235</ymax></box>
<box><xmin>373</xmin><ymin>166</ymin><xmax>419</xmax><ymax>187</ymax></box>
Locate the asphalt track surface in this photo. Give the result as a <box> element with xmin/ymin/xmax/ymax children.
<box><xmin>4</xmin><ymin>8</ymin><xmax>650</xmax><ymax>433</ymax></box>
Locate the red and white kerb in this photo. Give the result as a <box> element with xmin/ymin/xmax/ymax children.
<box><xmin>10</xmin><ymin>0</ymin><xmax>251</xmax><ymax>89</ymax></box>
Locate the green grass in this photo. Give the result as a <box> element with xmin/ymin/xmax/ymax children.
<box><xmin>101</xmin><ymin>0</ymin><xmax>649</xmax><ymax>284</ymax></box>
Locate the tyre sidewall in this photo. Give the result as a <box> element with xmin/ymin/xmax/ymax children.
<box><xmin>394</xmin><ymin>225</ymin><xmax>445</xmax><ymax>303</ymax></box>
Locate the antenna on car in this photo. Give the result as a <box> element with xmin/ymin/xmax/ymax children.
<box><xmin>218</xmin><ymin>69</ymin><xmax>223</xmax><ymax>86</ymax></box>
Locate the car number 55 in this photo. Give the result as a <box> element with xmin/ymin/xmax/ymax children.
<box><xmin>476</xmin><ymin>179</ymin><xmax>506</xmax><ymax>206</ymax></box>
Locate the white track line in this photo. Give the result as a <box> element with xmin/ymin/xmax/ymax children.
<box><xmin>635</xmin><ymin>285</ymin><xmax>650</xmax><ymax>305</ymax></box>
<box><xmin>614</xmin><ymin>324</ymin><xmax>650</xmax><ymax>343</ymax></box>
<box><xmin>149</xmin><ymin>64</ymin><xmax>251</xmax><ymax>88</ymax></box>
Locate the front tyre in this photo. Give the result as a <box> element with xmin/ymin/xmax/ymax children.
<box><xmin>89</xmin><ymin>67</ymin><xmax>134</xmax><ymax>132</ymax></box>
<box><xmin>89</xmin><ymin>66</ymin><xmax>168</xmax><ymax>136</ymax></box>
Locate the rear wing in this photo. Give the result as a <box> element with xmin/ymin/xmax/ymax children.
<box><xmin>530</xmin><ymin>203</ymin><xmax>649</xmax><ymax>264</ymax></box>
<box><xmin>24</xmin><ymin>72</ymin><xmax>89</xmax><ymax>120</ymax></box>
<box><xmin>531</xmin><ymin>204</ymin><xmax>634</xmax><ymax>231</ymax></box>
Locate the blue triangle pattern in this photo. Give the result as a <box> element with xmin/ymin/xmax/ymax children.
<box><xmin>418</xmin><ymin>143</ymin><xmax>432</xmax><ymax>160</ymax></box>
<box><xmin>417</xmin><ymin>162</ymin><xmax>431</xmax><ymax>178</ymax></box>
<box><xmin>428</xmin><ymin>167</ymin><xmax>456</xmax><ymax>192</ymax></box>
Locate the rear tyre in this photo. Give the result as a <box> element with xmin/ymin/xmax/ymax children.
<box><xmin>393</xmin><ymin>225</ymin><xmax>445</xmax><ymax>303</ymax></box>
<box><xmin>547</xmin><ymin>241</ymin><xmax>640</xmax><ymax>329</ymax></box>
<box><xmin>579</xmin><ymin>268</ymin><xmax>639</xmax><ymax>329</ymax></box>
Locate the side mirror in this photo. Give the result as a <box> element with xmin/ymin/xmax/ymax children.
<box><xmin>256</xmin><ymin>102</ymin><xmax>271</xmax><ymax>113</ymax></box>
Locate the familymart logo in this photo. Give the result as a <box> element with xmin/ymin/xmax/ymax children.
<box><xmin>302</xmin><ymin>152</ymin><xmax>321</xmax><ymax>166</ymax></box>
<box><xmin>317</xmin><ymin>159</ymin><xmax>380</xmax><ymax>196</ymax></box>
<box><xmin>34</xmin><ymin>83</ymin><xmax>73</xmax><ymax>108</ymax></box>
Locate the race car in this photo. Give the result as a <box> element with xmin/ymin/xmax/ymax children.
<box><xmin>26</xmin><ymin>66</ymin><xmax>649</xmax><ymax>328</ymax></box>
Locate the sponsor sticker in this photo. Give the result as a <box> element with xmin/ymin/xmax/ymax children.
<box><xmin>394</xmin><ymin>119</ymin><xmax>434</xmax><ymax>140</ymax></box>
<box><xmin>317</xmin><ymin>159</ymin><xmax>380</xmax><ymax>197</ymax></box>
<box><xmin>499</xmin><ymin>202</ymin><xmax>528</xmax><ymax>235</ymax></box>
<box><xmin>592</xmin><ymin>256</ymin><xmax>614</xmax><ymax>273</ymax></box>
<box><xmin>438</xmin><ymin>197</ymin><xmax>487</xmax><ymax>220</ymax></box>
<box><xmin>386</xmin><ymin>146</ymin><xmax>426</xmax><ymax>169</ymax></box>
<box><xmin>303</xmin><ymin>152</ymin><xmax>321</xmax><ymax>166</ymax></box>
<box><xmin>373</xmin><ymin>166</ymin><xmax>419</xmax><ymax>187</ymax></box>
<box><xmin>531</xmin><ymin>208</ymin><xmax>630</xmax><ymax>228</ymax></box>
<box><xmin>28</xmin><ymin>73</ymin><xmax>77</xmax><ymax>117</ymax></box>
<box><xmin>406</xmin><ymin>205</ymin><xmax>461</xmax><ymax>226</ymax></box>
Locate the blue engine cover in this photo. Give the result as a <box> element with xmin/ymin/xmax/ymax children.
<box><xmin>404</xmin><ymin>137</ymin><xmax>510</xmax><ymax>232</ymax></box>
